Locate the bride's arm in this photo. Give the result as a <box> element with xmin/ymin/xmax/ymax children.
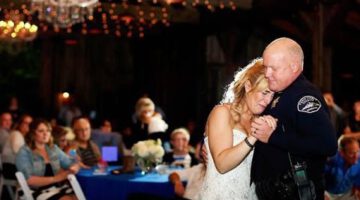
<box><xmin>207</xmin><ymin>105</ymin><xmax>256</xmax><ymax>174</ymax></box>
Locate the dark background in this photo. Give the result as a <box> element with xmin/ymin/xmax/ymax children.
<box><xmin>0</xmin><ymin>0</ymin><xmax>359</xmax><ymax>131</ymax></box>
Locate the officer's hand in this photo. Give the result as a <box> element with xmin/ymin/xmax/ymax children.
<box><xmin>250</xmin><ymin>115</ymin><xmax>277</xmax><ymax>143</ymax></box>
<box><xmin>201</xmin><ymin>144</ymin><xmax>208</xmax><ymax>165</ymax></box>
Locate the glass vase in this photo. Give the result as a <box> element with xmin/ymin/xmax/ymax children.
<box><xmin>136</xmin><ymin>158</ymin><xmax>156</xmax><ymax>175</ymax></box>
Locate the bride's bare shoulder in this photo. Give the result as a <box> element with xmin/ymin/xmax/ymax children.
<box><xmin>212</xmin><ymin>104</ymin><xmax>231</xmax><ymax>112</ymax></box>
<box><xmin>209</xmin><ymin>104</ymin><xmax>231</xmax><ymax>119</ymax></box>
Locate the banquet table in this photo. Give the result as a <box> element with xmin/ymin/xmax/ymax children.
<box><xmin>76</xmin><ymin>166</ymin><xmax>176</xmax><ymax>200</ymax></box>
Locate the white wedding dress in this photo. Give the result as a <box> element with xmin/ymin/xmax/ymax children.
<box><xmin>199</xmin><ymin>129</ymin><xmax>258</xmax><ymax>200</ymax></box>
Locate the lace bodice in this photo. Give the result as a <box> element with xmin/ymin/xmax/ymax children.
<box><xmin>199</xmin><ymin>129</ymin><xmax>258</xmax><ymax>200</ymax></box>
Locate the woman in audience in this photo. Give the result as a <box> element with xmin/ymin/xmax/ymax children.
<box><xmin>2</xmin><ymin>114</ymin><xmax>33</xmax><ymax>179</ymax></box>
<box><xmin>132</xmin><ymin>97</ymin><xmax>168</xmax><ymax>143</ymax></box>
<box><xmin>16</xmin><ymin>119</ymin><xmax>80</xmax><ymax>200</ymax></box>
<box><xmin>163</xmin><ymin>128</ymin><xmax>198</xmax><ymax>168</ymax></box>
<box><xmin>52</xmin><ymin>126</ymin><xmax>71</xmax><ymax>151</ymax></box>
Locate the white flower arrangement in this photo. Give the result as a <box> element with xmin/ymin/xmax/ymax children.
<box><xmin>131</xmin><ymin>139</ymin><xmax>165</xmax><ymax>165</ymax></box>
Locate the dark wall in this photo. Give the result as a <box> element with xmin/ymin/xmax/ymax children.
<box><xmin>0</xmin><ymin>6</ymin><xmax>358</xmax><ymax>130</ymax></box>
<box><xmin>34</xmin><ymin>23</ymin><xmax>211</xmax><ymax>131</ymax></box>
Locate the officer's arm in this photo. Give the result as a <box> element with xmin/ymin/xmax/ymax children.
<box><xmin>268</xmin><ymin>95</ymin><xmax>338</xmax><ymax>156</ymax></box>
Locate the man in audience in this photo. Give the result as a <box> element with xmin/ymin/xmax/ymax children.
<box><xmin>100</xmin><ymin>119</ymin><xmax>112</xmax><ymax>133</ymax></box>
<box><xmin>344</xmin><ymin>99</ymin><xmax>360</xmax><ymax>139</ymax></box>
<box><xmin>0</xmin><ymin>112</ymin><xmax>13</xmax><ymax>153</ymax></box>
<box><xmin>163</xmin><ymin>128</ymin><xmax>198</xmax><ymax>168</ymax></box>
<box><xmin>325</xmin><ymin>137</ymin><xmax>360</xmax><ymax>200</ymax></box>
<box><xmin>323</xmin><ymin>91</ymin><xmax>347</xmax><ymax>139</ymax></box>
<box><xmin>70</xmin><ymin>116</ymin><xmax>101</xmax><ymax>168</ymax></box>
<box><xmin>91</xmin><ymin>119</ymin><xmax>126</xmax><ymax>162</ymax></box>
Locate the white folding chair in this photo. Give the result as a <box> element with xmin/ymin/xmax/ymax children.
<box><xmin>0</xmin><ymin>157</ymin><xmax>18</xmax><ymax>200</ymax></box>
<box><xmin>15</xmin><ymin>172</ymin><xmax>86</xmax><ymax>200</ymax></box>
<box><xmin>2</xmin><ymin>178</ymin><xmax>18</xmax><ymax>199</ymax></box>
<box><xmin>15</xmin><ymin>171</ymin><xmax>33</xmax><ymax>200</ymax></box>
<box><xmin>67</xmin><ymin>174</ymin><xmax>86</xmax><ymax>200</ymax></box>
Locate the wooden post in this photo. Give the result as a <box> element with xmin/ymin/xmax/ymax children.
<box><xmin>311</xmin><ymin>2</ymin><xmax>332</xmax><ymax>90</ymax></box>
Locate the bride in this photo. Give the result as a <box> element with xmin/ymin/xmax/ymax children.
<box><xmin>199</xmin><ymin>58</ymin><xmax>277</xmax><ymax>200</ymax></box>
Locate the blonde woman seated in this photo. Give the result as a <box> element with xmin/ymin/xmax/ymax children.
<box><xmin>163</xmin><ymin>128</ymin><xmax>198</xmax><ymax>168</ymax></box>
<box><xmin>199</xmin><ymin>58</ymin><xmax>277</xmax><ymax>199</ymax></box>
<box><xmin>16</xmin><ymin>119</ymin><xmax>80</xmax><ymax>200</ymax></box>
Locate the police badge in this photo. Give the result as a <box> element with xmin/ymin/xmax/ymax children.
<box><xmin>271</xmin><ymin>96</ymin><xmax>280</xmax><ymax>108</ymax></box>
<box><xmin>297</xmin><ymin>96</ymin><xmax>321</xmax><ymax>113</ymax></box>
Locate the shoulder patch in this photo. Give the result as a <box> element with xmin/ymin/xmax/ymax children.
<box><xmin>297</xmin><ymin>95</ymin><xmax>322</xmax><ymax>113</ymax></box>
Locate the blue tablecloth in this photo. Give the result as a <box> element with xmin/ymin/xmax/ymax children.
<box><xmin>76</xmin><ymin>166</ymin><xmax>175</xmax><ymax>200</ymax></box>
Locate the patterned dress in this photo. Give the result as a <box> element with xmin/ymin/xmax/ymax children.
<box><xmin>199</xmin><ymin>129</ymin><xmax>258</xmax><ymax>200</ymax></box>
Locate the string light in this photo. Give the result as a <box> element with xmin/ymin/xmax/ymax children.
<box><xmin>0</xmin><ymin>20</ymin><xmax>37</xmax><ymax>42</ymax></box>
<box><xmin>0</xmin><ymin>0</ymin><xmax>245</xmax><ymax>38</ymax></box>
<box><xmin>0</xmin><ymin>9</ymin><xmax>37</xmax><ymax>42</ymax></box>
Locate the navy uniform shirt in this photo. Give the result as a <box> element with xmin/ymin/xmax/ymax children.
<box><xmin>251</xmin><ymin>74</ymin><xmax>338</xmax><ymax>183</ymax></box>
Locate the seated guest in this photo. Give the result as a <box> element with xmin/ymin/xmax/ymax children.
<box><xmin>2</xmin><ymin>114</ymin><xmax>33</xmax><ymax>179</ymax></box>
<box><xmin>325</xmin><ymin>136</ymin><xmax>360</xmax><ymax>200</ymax></box>
<box><xmin>52</xmin><ymin>126</ymin><xmax>71</xmax><ymax>151</ymax></box>
<box><xmin>91</xmin><ymin>119</ymin><xmax>127</xmax><ymax>164</ymax></box>
<box><xmin>91</xmin><ymin>119</ymin><xmax>125</xmax><ymax>154</ymax></box>
<box><xmin>323</xmin><ymin>91</ymin><xmax>347</xmax><ymax>139</ymax></box>
<box><xmin>0</xmin><ymin>111</ymin><xmax>13</xmax><ymax>153</ymax></box>
<box><xmin>120</xmin><ymin>124</ymin><xmax>139</xmax><ymax>157</ymax></box>
<box><xmin>99</xmin><ymin>119</ymin><xmax>112</xmax><ymax>133</ymax></box>
<box><xmin>6</xmin><ymin>96</ymin><xmax>23</xmax><ymax>122</ymax></box>
<box><xmin>15</xmin><ymin>119</ymin><xmax>80</xmax><ymax>200</ymax></box>
<box><xmin>163</xmin><ymin>128</ymin><xmax>197</xmax><ymax>168</ymax></box>
<box><xmin>344</xmin><ymin>99</ymin><xmax>360</xmax><ymax>139</ymax></box>
<box><xmin>69</xmin><ymin>116</ymin><xmax>101</xmax><ymax>168</ymax></box>
<box><xmin>169</xmin><ymin>163</ymin><xmax>206</xmax><ymax>200</ymax></box>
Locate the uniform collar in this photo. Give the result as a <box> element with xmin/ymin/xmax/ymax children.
<box><xmin>276</xmin><ymin>73</ymin><xmax>305</xmax><ymax>96</ymax></box>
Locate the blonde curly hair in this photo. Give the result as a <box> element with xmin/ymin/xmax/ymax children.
<box><xmin>221</xmin><ymin>58</ymin><xmax>268</xmax><ymax>122</ymax></box>
<box><xmin>135</xmin><ymin>97</ymin><xmax>155</xmax><ymax>117</ymax></box>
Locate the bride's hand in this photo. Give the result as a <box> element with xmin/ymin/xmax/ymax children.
<box><xmin>260</xmin><ymin>115</ymin><xmax>277</xmax><ymax>131</ymax></box>
<box><xmin>201</xmin><ymin>144</ymin><xmax>208</xmax><ymax>165</ymax></box>
<box><xmin>250</xmin><ymin>115</ymin><xmax>278</xmax><ymax>143</ymax></box>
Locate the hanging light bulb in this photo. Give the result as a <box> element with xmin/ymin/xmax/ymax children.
<box><xmin>31</xmin><ymin>0</ymin><xmax>99</xmax><ymax>28</ymax></box>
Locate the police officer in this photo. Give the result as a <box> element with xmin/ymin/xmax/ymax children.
<box><xmin>250</xmin><ymin>38</ymin><xmax>338</xmax><ymax>200</ymax></box>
